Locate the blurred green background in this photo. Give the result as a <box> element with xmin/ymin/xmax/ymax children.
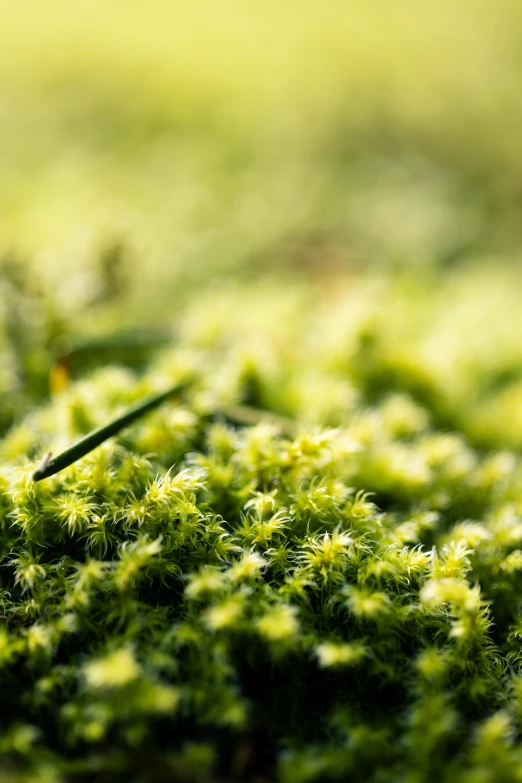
<box><xmin>2</xmin><ymin>0</ymin><xmax>522</xmax><ymax>443</ymax></box>
<box><xmin>4</xmin><ymin>0</ymin><xmax>522</xmax><ymax>283</ymax></box>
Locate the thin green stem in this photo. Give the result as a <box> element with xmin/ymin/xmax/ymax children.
<box><xmin>32</xmin><ymin>387</ymin><xmax>297</xmax><ymax>482</ymax></box>
<box><xmin>32</xmin><ymin>384</ymin><xmax>183</xmax><ymax>482</ymax></box>
<box><xmin>215</xmin><ymin>404</ymin><xmax>297</xmax><ymax>436</ymax></box>
<box><xmin>53</xmin><ymin>328</ymin><xmax>172</xmax><ymax>367</ymax></box>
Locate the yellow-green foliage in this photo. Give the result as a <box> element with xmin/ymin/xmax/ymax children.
<box><xmin>2</xmin><ymin>299</ymin><xmax>522</xmax><ymax>780</ymax></box>
<box><xmin>4</xmin><ymin>2</ymin><xmax>522</xmax><ymax>781</ymax></box>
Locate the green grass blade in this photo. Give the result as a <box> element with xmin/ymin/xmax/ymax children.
<box><xmin>32</xmin><ymin>384</ymin><xmax>183</xmax><ymax>482</ymax></box>
<box><xmin>32</xmin><ymin>378</ymin><xmax>297</xmax><ymax>482</ymax></box>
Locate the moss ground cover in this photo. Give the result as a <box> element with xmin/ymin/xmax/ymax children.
<box><xmin>4</xmin><ymin>2</ymin><xmax>522</xmax><ymax>780</ymax></box>
<box><xmin>3</xmin><ymin>276</ymin><xmax>522</xmax><ymax>781</ymax></box>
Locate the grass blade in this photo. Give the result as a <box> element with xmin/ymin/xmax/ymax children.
<box><xmin>32</xmin><ymin>384</ymin><xmax>183</xmax><ymax>482</ymax></box>
<box><xmin>32</xmin><ymin>378</ymin><xmax>297</xmax><ymax>482</ymax></box>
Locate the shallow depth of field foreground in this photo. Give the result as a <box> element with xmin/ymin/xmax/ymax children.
<box><xmin>4</xmin><ymin>2</ymin><xmax>522</xmax><ymax>782</ymax></box>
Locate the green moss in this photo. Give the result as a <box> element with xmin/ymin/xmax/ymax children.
<box><xmin>4</xmin><ymin>3</ymin><xmax>522</xmax><ymax>779</ymax></box>
<box><xmin>2</xmin><ymin>282</ymin><xmax>522</xmax><ymax>781</ymax></box>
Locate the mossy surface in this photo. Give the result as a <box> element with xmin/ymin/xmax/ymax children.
<box><xmin>3</xmin><ymin>275</ymin><xmax>522</xmax><ymax>782</ymax></box>
<box><xmin>4</xmin><ymin>2</ymin><xmax>522</xmax><ymax>779</ymax></box>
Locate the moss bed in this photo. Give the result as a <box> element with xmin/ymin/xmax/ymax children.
<box><xmin>2</xmin><ymin>271</ymin><xmax>522</xmax><ymax>781</ymax></box>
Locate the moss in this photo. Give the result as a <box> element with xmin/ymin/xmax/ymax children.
<box><xmin>2</xmin><ymin>282</ymin><xmax>522</xmax><ymax>782</ymax></box>
<box><xmin>4</xmin><ymin>3</ymin><xmax>522</xmax><ymax>779</ymax></box>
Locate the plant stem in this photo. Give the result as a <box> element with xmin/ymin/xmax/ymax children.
<box><xmin>32</xmin><ymin>387</ymin><xmax>297</xmax><ymax>482</ymax></box>
<box><xmin>215</xmin><ymin>404</ymin><xmax>297</xmax><ymax>436</ymax></box>
<box><xmin>32</xmin><ymin>384</ymin><xmax>183</xmax><ymax>482</ymax></box>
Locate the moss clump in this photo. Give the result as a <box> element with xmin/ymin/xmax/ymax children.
<box><xmin>2</xmin><ymin>277</ymin><xmax>522</xmax><ymax>782</ymax></box>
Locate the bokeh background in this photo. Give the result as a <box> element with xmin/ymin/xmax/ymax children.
<box><xmin>2</xmin><ymin>0</ymin><xmax>522</xmax><ymax>446</ymax></box>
